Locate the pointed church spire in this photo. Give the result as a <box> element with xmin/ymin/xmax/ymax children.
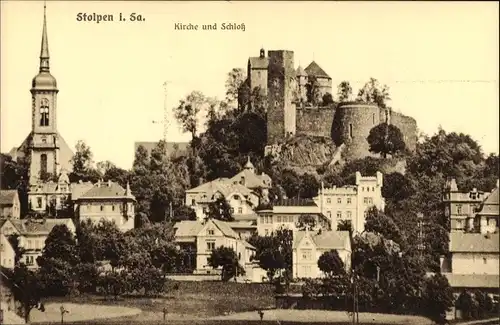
<box><xmin>39</xmin><ymin>1</ymin><xmax>50</xmax><ymax>72</ymax></box>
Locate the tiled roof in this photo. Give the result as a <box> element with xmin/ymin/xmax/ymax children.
<box><xmin>70</xmin><ymin>181</ymin><xmax>94</xmax><ymax>200</ymax></box>
<box><xmin>232</xmin><ymin>213</ymin><xmax>258</xmax><ymax>222</ymax></box>
<box><xmin>449</xmin><ymin>233</ymin><xmax>499</xmax><ymax>253</ymax></box>
<box><xmin>248</xmin><ymin>57</ymin><xmax>269</xmax><ymax>70</ymax></box>
<box><xmin>443</xmin><ymin>273</ymin><xmax>499</xmax><ymax>289</ymax></box>
<box><xmin>275</xmin><ymin>198</ymin><xmax>318</xmax><ymax>207</ymax></box>
<box><xmin>5</xmin><ymin>218</ymin><xmax>74</xmax><ymax>235</ymax></box>
<box><xmin>0</xmin><ymin>190</ymin><xmax>17</xmax><ymax>205</ymax></box>
<box><xmin>134</xmin><ymin>141</ymin><xmax>190</xmax><ymax>159</ymax></box>
<box><xmin>174</xmin><ymin>220</ymin><xmax>204</xmax><ymax>237</ymax></box>
<box><xmin>477</xmin><ymin>186</ymin><xmax>499</xmax><ymax>216</ymax></box>
<box><xmin>229</xmin><ymin>169</ymin><xmax>270</xmax><ymax>189</ymax></box>
<box><xmin>305</xmin><ymin>61</ymin><xmax>330</xmax><ymax>79</ymax></box>
<box><xmin>212</xmin><ymin>219</ymin><xmax>239</xmax><ymax>239</ymax></box>
<box><xmin>78</xmin><ymin>181</ymin><xmax>133</xmax><ymax>200</ymax></box>
<box><xmin>293</xmin><ymin>230</ymin><xmax>350</xmax><ymax>250</ymax></box>
<box><xmin>227</xmin><ymin>221</ymin><xmax>256</xmax><ymax>229</ymax></box>
<box><xmin>240</xmin><ymin>240</ymin><xmax>255</xmax><ymax>250</ymax></box>
<box><xmin>186</xmin><ymin>178</ymin><xmax>253</xmax><ymax>199</ymax></box>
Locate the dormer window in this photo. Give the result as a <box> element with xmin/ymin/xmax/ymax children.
<box><xmin>208</xmin><ymin>229</ymin><xmax>214</xmax><ymax>235</ymax></box>
<box><xmin>240</xmin><ymin>176</ymin><xmax>245</xmax><ymax>185</ymax></box>
<box><xmin>233</xmin><ymin>195</ymin><xmax>240</xmax><ymax>200</ymax></box>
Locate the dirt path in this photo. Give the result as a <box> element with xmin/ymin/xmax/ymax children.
<box><xmin>456</xmin><ymin>317</ymin><xmax>500</xmax><ymax>325</ymax></box>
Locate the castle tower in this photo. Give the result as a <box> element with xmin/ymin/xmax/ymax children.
<box><xmin>295</xmin><ymin>66</ymin><xmax>308</xmax><ymax>105</ymax></box>
<box><xmin>267</xmin><ymin>50</ymin><xmax>296</xmax><ymax>145</ymax></box>
<box><xmin>29</xmin><ymin>3</ymin><xmax>61</xmax><ymax>184</ymax></box>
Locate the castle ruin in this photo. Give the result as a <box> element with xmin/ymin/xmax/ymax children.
<box><xmin>239</xmin><ymin>49</ymin><xmax>418</xmax><ymax>161</ymax></box>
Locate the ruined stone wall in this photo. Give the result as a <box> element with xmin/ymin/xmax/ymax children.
<box><xmin>391</xmin><ymin>111</ymin><xmax>418</xmax><ymax>152</ymax></box>
<box><xmin>296</xmin><ymin>107</ymin><xmax>336</xmax><ymax>138</ymax></box>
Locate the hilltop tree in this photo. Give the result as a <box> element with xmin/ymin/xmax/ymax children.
<box><xmin>337</xmin><ymin>81</ymin><xmax>353</xmax><ymax>102</ymax></box>
<box><xmin>174</xmin><ymin>91</ymin><xmax>207</xmax><ymax>149</ymax></box>
<box><xmin>367</xmin><ymin>123</ymin><xmax>406</xmax><ymax>158</ymax></box>
<box><xmin>357</xmin><ymin>78</ymin><xmax>391</xmax><ymax>108</ymax></box>
<box><xmin>306</xmin><ymin>76</ymin><xmax>321</xmax><ymax>106</ymax></box>
<box><xmin>225</xmin><ymin>68</ymin><xmax>246</xmax><ymax>107</ymax></box>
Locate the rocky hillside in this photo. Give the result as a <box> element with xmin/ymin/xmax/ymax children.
<box><xmin>274</xmin><ymin>135</ymin><xmax>337</xmax><ymax>169</ymax></box>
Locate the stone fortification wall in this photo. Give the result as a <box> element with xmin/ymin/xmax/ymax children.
<box><xmin>331</xmin><ymin>102</ymin><xmax>381</xmax><ymax>160</ymax></box>
<box><xmin>295</xmin><ymin>107</ymin><xmax>336</xmax><ymax>138</ymax></box>
<box><xmin>390</xmin><ymin>111</ymin><xmax>418</xmax><ymax>152</ymax></box>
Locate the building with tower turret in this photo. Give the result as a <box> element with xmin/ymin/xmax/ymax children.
<box><xmin>239</xmin><ymin>48</ymin><xmax>418</xmax><ymax>161</ymax></box>
<box><xmin>9</xmin><ymin>4</ymin><xmax>74</xmax><ymax>185</ymax></box>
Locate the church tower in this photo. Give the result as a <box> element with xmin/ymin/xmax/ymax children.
<box><xmin>28</xmin><ymin>3</ymin><xmax>61</xmax><ymax>184</ymax></box>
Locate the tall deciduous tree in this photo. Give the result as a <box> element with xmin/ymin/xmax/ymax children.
<box><xmin>296</xmin><ymin>215</ymin><xmax>317</xmax><ymax>231</ymax></box>
<box><xmin>10</xmin><ymin>264</ymin><xmax>45</xmax><ymax>323</ymax></box>
<box><xmin>317</xmin><ymin>250</ymin><xmax>346</xmax><ymax>277</ymax></box>
<box><xmin>367</xmin><ymin>123</ymin><xmax>406</xmax><ymax>158</ymax></box>
<box><xmin>422</xmin><ymin>273</ymin><xmax>454</xmax><ymax>324</ymax></box>
<box><xmin>225</xmin><ymin>68</ymin><xmax>246</xmax><ymax>107</ymax></box>
<box><xmin>208</xmin><ymin>246</ymin><xmax>245</xmax><ymax>281</ymax></box>
<box><xmin>205</xmin><ymin>196</ymin><xmax>234</xmax><ymax>222</ymax></box>
<box><xmin>357</xmin><ymin>78</ymin><xmax>391</xmax><ymax>108</ymax></box>
<box><xmin>69</xmin><ymin>140</ymin><xmax>101</xmax><ymax>183</ymax></box>
<box><xmin>337</xmin><ymin>81</ymin><xmax>353</xmax><ymax>102</ymax></box>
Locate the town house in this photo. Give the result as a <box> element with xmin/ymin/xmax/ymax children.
<box><xmin>0</xmin><ymin>190</ymin><xmax>21</xmax><ymax>219</ymax></box>
<box><xmin>292</xmin><ymin>229</ymin><xmax>351</xmax><ymax>279</ymax></box>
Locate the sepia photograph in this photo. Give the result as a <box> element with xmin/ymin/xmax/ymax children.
<box><xmin>0</xmin><ymin>1</ymin><xmax>498</xmax><ymax>324</ymax></box>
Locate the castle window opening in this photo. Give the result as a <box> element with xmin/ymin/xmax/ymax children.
<box><xmin>37</xmin><ymin>197</ymin><xmax>42</xmax><ymax>208</ymax></box>
<box><xmin>100</xmin><ymin>205</ymin><xmax>104</xmax><ymax>211</ymax></box>
<box><xmin>373</xmin><ymin>114</ymin><xmax>375</xmax><ymax>124</ymax></box>
<box><xmin>40</xmin><ymin>153</ymin><xmax>48</xmax><ymax>176</ymax></box>
<box><xmin>349</xmin><ymin>124</ymin><xmax>353</xmax><ymax>138</ymax></box>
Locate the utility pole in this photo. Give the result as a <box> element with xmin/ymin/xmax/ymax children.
<box><xmin>152</xmin><ymin>81</ymin><xmax>171</xmax><ymax>156</ymax></box>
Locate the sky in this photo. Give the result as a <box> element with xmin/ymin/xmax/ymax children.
<box><xmin>1</xmin><ymin>1</ymin><xmax>498</xmax><ymax>169</ymax></box>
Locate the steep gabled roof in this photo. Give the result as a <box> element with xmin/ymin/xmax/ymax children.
<box><xmin>3</xmin><ymin>218</ymin><xmax>74</xmax><ymax>236</ymax></box>
<box><xmin>449</xmin><ymin>233</ymin><xmax>499</xmax><ymax>253</ymax></box>
<box><xmin>477</xmin><ymin>186</ymin><xmax>499</xmax><ymax>216</ymax></box>
<box><xmin>304</xmin><ymin>61</ymin><xmax>330</xmax><ymax>79</ymax></box>
<box><xmin>174</xmin><ymin>220</ymin><xmax>205</xmax><ymax>237</ymax></box>
<box><xmin>293</xmin><ymin>230</ymin><xmax>350</xmax><ymax>250</ymax></box>
<box><xmin>296</xmin><ymin>66</ymin><xmax>308</xmax><ymax>77</ymax></box>
<box><xmin>248</xmin><ymin>57</ymin><xmax>269</xmax><ymax>70</ymax></box>
<box><xmin>78</xmin><ymin>181</ymin><xmax>134</xmax><ymax>200</ymax></box>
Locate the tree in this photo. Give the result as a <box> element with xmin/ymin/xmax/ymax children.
<box><xmin>38</xmin><ymin>225</ymin><xmax>79</xmax><ymax>266</ymax></box>
<box><xmin>382</xmin><ymin>172</ymin><xmax>415</xmax><ymax>203</ymax></box>
<box><xmin>225</xmin><ymin>68</ymin><xmax>246</xmax><ymax>107</ymax></box>
<box><xmin>249</xmin><ymin>227</ymin><xmax>293</xmax><ymax>282</ymax></box>
<box><xmin>306</xmin><ymin>76</ymin><xmax>321</xmax><ymax>105</ymax></box>
<box><xmin>205</xmin><ymin>196</ymin><xmax>234</xmax><ymax>222</ymax></box>
<box><xmin>69</xmin><ymin>140</ymin><xmax>101</xmax><ymax>183</ymax></box>
<box><xmin>367</xmin><ymin>123</ymin><xmax>406</xmax><ymax>158</ymax></box>
<box><xmin>337</xmin><ymin>220</ymin><xmax>353</xmax><ymax>235</ymax></box>
<box><xmin>296</xmin><ymin>215</ymin><xmax>317</xmax><ymax>231</ymax></box>
<box><xmin>337</xmin><ymin>81</ymin><xmax>353</xmax><ymax>102</ymax></box>
<box><xmin>422</xmin><ymin>273</ymin><xmax>454</xmax><ymax>324</ymax></box>
<box><xmin>357</xmin><ymin>78</ymin><xmax>391</xmax><ymax>108</ymax></box>
<box><xmin>171</xmin><ymin>205</ymin><xmax>197</xmax><ymax>222</ymax></box>
<box><xmin>208</xmin><ymin>246</ymin><xmax>245</xmax><ymax>281</ymax></box>
<box><xmin>10</xmin><ymin>264</ymin><xmax>45</xmax><ymax>323</ymax></box>
<box><xmin>322</xmin><ymin>92</ymin><xmax>334</xmax><ymax>106</ymax></box>
<box><xmin>299</xmin><ymin>173</ymin><xmax>320</xmax><ymax>198</ymax></box>
<box><xmin>317</xmin><ymin>250</ymin><xmax>345</xmax><ymax>277</ymax></box>
<box><xmin>456</xmin><ymin>290</ymin><xmax>476</xmax><ymax>320</ymax></box>
<box><xmin>0</xmin><ymin>153</ymin><xmax>30</xmax><ymax>215</ymax></box>
<box><xmin>174</xmin><ymin>90</ymin><xmax>207</xmax><ymax>144</ymax></box>
<box><xmin>364</xmin><ymin>207</ymin><xmax>403</xmax><ymax>245</ymax></box>
<box><xmin>7</xmin><ymin>234</ymin><xmax>26</xmax><ymax>265</ymax></box>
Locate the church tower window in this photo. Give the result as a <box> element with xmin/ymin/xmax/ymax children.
<box><xmin>40</xmin><ymin>98</ymin><xmax>50</xmax><ymax>126</ymax></box>
<box><xmin>40</xmin><ymin>154</ymin><xmax>48</xmax><ymax>176</ymax></box>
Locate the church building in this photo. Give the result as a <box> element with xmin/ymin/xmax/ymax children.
<box><xmin>9</xmin><ymin>4</ymin><xmax>74</xmax><ymax>186</ymax></box>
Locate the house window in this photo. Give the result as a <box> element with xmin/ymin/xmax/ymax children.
<box><xmin>238</xmin><ymin>207</ymin><xmax>243</xmax><ymax>214</ymax></box>
<box><xmin>337</xmin><ymin>211</ymin><xmax>342</xmax><ymax>219</ymax></box>
<box><xmin>327</xmin><ymin>211</ymin><xmax>331</xmax><ymax>218</ymax></box>
<box><xmin>347</xmin><ymin>198</ymin><xmax>352</xmax><ymax>204</ymax></box>
<box><xmin>347</xmin><ymin>211</ymin><xmax>352</xmax><ymax>219</ymax></box>
<box><xmin>337</xmin><ymin>198</ymin><xmax>342</xmax><ymax>204</ymax></box>
<box><xmin>363</xmin><ymin>198</ymin><xmax>368</xmax><ymax>204</ymax></box>
<box><xmin>483</xmin><ymin>258</ymin><xmax>487</xmax><ymax>264</ymax></box>
<box><xmin>203</xmin><ymin>207</ymin><xmax>208</xmax><ymax>214</ymax></box>
<box><xmin>37</xmin><ymin>197</ymin><xmax>42</xmax><ymax>209</ymax></box>
<box><xmin>112</xmin><ymin>205</ymin><xmax>115</xmax><ymax>211</ymax></box>
<box><xmin>230</xmin><ymin>208</ymin><xmax>235</xmax><ymax>214</ymax></box>
<box><xmin>240</xmin><ymin>177</ymin><xmax>245</xmax><ymax>185</ymax></box>
<box><xmin>100</xmin><ymin>205</ymin><xmax>104</xmax><ymax>211</ymax></box>
<box><xmin>349</xmin><ymin>124</ymin><xmax>353</xmax><ymax>138</ymax></box>
<box><xmin>206</xmin><ymin>241</ymin><xmax>215</xmax><ymax>251</ymax></box>
<box><xmin>372</xmin><ymin>187</ymin><xmax>375</xmax><ymax>192</ymax></box>
<box><xmin>26</xmin><ymin>256</ymin><xmax>34</xmax><ymax>266</ymax></box>
<box><xmin>260</xmin><ymin>216</ymin><xmax>264</xmax><ymax>224</ymax></box>
<box><xmin>327</xmin><ymin>198</ymin><xmax>331</xmax><ymax>204</ymax></box>
<box><xmin>191</xmin><ymin>199</ymin><xmax>196</xmax><ymax>206</ymax></box>
<box><xmin>457</xmin><ymin>205</ymin><xmax>462</xmax><ymax>214</ymax></box>
<box><xmin>367</xmin><ymin>187</ymin><xmax>370</xmax><ymax>192</ymax></box>
<box><xmin>41</xmin><ymin>137</ymin><xmax>47</xmax><ymax>144</ymax></box>
<box><xmin>361</xmin><ymin>187</ymin><xmax>364</xmax><ymax>192</ymax></box>
<box><xmin>368</xmin><ymin>198</ymin><xmax>373</xmax><ymax>205</ymax></box>
<box><xmin>277</xmin><ymin>216</ymin><xmax>282</xmax><ymax>222</ymax></box>
<box><xmin>301</xmin><ymin>249</ymin><xmax>312</xmax><ymax>260</ymax></box>
<box><xmin>233</xmin><ymin>195</ymin><xmax>240</xmax><ymax>200</ymax></box>
<box><xmin>372</xmin><ymin>113</ymin><xmax>375</xmax><ymax>124</ymax></box>
<box><xmin>265</xmin><ymin>229</ymin><xmax>269</xmax><ymax>236</ymax></box>
<box><xmin>208</xmin><ymin>229</ymin><xmax>214</xmax><ymax>236</ymax></box>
